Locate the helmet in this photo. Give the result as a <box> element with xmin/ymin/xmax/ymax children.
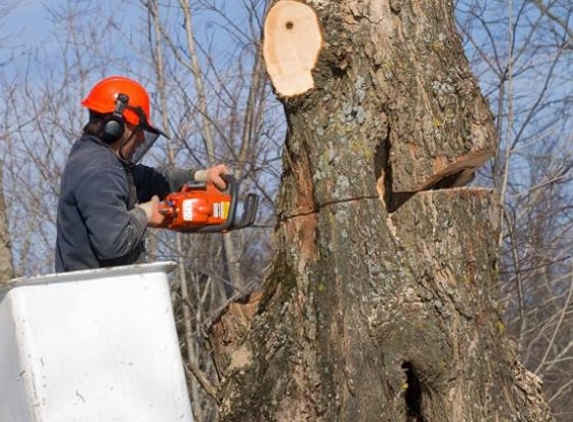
<box><xmin>81</xmin><ymin>75</ymin><xmax>165</xmax><ymax>136</ymax></box>
<box><xmin>82</xmin><ymin>76</ymin><xmax>167</xmax><ymax>163</ymax></box>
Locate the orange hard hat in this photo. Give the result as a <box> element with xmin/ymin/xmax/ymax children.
<box><xmin>81</xmin><ymin>76</ymin><xmax>164</xmax><ymax>135</ymax></box>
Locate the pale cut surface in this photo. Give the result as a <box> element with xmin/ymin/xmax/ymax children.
<box><xmin>263</xmin><ymin>1</ymin><xmax>323</xmax><ymax>97</ymax></box>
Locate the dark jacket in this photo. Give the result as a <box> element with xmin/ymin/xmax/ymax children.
<box><xmin>55</xmin><ymin>135</ymin><xmax>195</xmax><ymax>272</ymax></box>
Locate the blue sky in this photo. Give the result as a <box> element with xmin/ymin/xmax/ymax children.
<box><xmin>3</xmin><ymin>1</ymin><xmax>59</xmax><ymax>44</ymax></box>
<box><xmin>1</xmin><ymin>1</ymin><xmax>65</xmax><ymax>72</ymax></box>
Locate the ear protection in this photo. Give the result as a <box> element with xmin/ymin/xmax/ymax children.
<box><xmin>100</xmin><ymin>94</ymin><xmax>129</xmax><ymax>143</ymax></box>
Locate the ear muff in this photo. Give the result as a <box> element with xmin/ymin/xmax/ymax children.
<box><xmin>100</xmin><ymin>94</ymin><xmax>129</xmax><ymax>143</ymax></box>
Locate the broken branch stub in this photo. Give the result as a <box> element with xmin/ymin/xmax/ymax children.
<box><xmin>263</xmin><ymin>1</ymin><xmax>323</xmax><ymax>97</ymax></box>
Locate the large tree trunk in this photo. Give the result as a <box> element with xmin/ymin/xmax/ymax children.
<box><xmin>209</xmin><ymin>1</ymin><xmax>553</xmax><ymax>420</ymax></box>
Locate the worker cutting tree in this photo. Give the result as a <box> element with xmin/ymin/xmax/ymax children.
<box><xmin>55</xmin><ymin>76</ymin><xmax>229</xmax><ymax>272</ymax></box>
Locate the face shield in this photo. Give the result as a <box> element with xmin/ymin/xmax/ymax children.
<box><xmin>126</xmin><ymin>127</ymin><xmax>161</xmax><ymax>164</ymax></box>
<box><xmin>121</xmin><ymin>106</ymin><xmax>168</xmax><ymax>164</ymax></box>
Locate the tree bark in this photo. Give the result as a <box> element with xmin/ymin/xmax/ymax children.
<box><xmin>209</xmin><ymin>1</ymin><xmax>553</xmax><ymax>420</ymax></box>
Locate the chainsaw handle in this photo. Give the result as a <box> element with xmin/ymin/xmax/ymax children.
<box><xmin>194</xmin><ymin>174</ymin><xmax>239</xmax><ymax>233</ymax></box>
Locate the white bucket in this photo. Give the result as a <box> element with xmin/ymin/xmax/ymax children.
<box><xmin>0</xmin><ymin>262</ymin><xmax>193</xmax><ymax>422</ymax></box>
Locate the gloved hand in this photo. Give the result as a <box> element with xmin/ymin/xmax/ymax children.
<box><xmin>136</xmin><ymin>195</ymin><xmax>165</xmax><ymax>228</ymax></box>
<box><xmin>194</xmin><ymin>163</ymin><xmax>230</xmax><ymax>189</ymax></box>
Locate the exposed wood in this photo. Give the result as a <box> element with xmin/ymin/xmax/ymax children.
<box><xmin>263</xmin><ymin>1</ymin><xmax>323</xmax><ymax>97</ymax></box>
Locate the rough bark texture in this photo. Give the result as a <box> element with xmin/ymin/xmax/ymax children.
<box><xmin>209</xmin><ymin>1</ymin><xmax>553</xmax><ymax>421</ymax></box>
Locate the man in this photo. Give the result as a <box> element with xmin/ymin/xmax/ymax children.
<box><xmin>55</xmin><ymin>75</ymin><xmax>228</xmax><ymax>272</ymax></box>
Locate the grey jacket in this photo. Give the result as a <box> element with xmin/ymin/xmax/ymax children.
<box><xmin>55</xmin><ymin>135</ymin><xmax>195</xmax><ymax>272</ymax></box>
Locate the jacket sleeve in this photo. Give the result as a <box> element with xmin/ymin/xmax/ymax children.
<box><xmin>133</xmin><ymin>164</ymin><xmax>198</xmax><ymax>202</ymax></box>
<box><xmin>76</xmin><ymin>165</ymin><xmax>148</xmax><ymax>260</ymax></box>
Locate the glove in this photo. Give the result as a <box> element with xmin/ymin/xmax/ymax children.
<box><xmin>194</xmin><ymin>163</ymin><xmax>230</xmax><ymax>189</ymax></box>
<box><xmin>136</xmin><ymin>195</ymin><xmax>165</xmax><ymax>228</ymax></box>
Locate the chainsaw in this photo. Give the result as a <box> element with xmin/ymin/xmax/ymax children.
<box><xmin>158</xmin><ymin>175</ymin><xmax>258</xmax><ymax>233</ymax></box>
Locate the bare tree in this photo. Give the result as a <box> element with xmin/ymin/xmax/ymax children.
<box><xmin>4</xmin><ymin>0</ymin><xmax>568</xmax><ymax>420</ymax></box>
<box><xmin>131</xmin><ymin>1</ymin><xmax>277</xmax><ymax>419</ymax></box>
<box><xmin>457</xmin><ymin>1</ymin><xmax>573</xmax><ymax>419</ymax></box>
<box><xmin>1</xmin><ymin>1</ymin><xmax>279</xmax><ymax>419</ymax></box>
<box><xmin>0</xmin><ymin>0</ymin><xmax>25</xmax><ymax>283</ymax></box>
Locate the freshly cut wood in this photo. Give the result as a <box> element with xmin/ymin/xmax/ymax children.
<box><xmin>263</xmin><ymin>1</ymin><xmax>322</xmax><ymax>97</ymax></box>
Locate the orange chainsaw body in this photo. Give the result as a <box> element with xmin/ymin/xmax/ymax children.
<box><xmin>158</xmin><ymin>176</ymin><xmax>258</xmax><ymax>233</ymax></box>
<box><xmin>159</xmin><ymin>182</ymin><xmax>230</xmax><ymax>230</ymax></box>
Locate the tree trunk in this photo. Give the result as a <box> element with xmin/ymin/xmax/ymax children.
<box><xmin>0</xmin><ymin>162</ymin><xmax>14</xmax><ymax>284</ymax></box>
<box><xmin>209</xmin><ymin>1</ymin><xmax>553</xmax><ymax>420</ymax></box>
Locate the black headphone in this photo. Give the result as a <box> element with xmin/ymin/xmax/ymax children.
<box><xmin>100</xmin><ymin>93</ymin><xmax>129</xmax><ymax>143</ymax></box>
